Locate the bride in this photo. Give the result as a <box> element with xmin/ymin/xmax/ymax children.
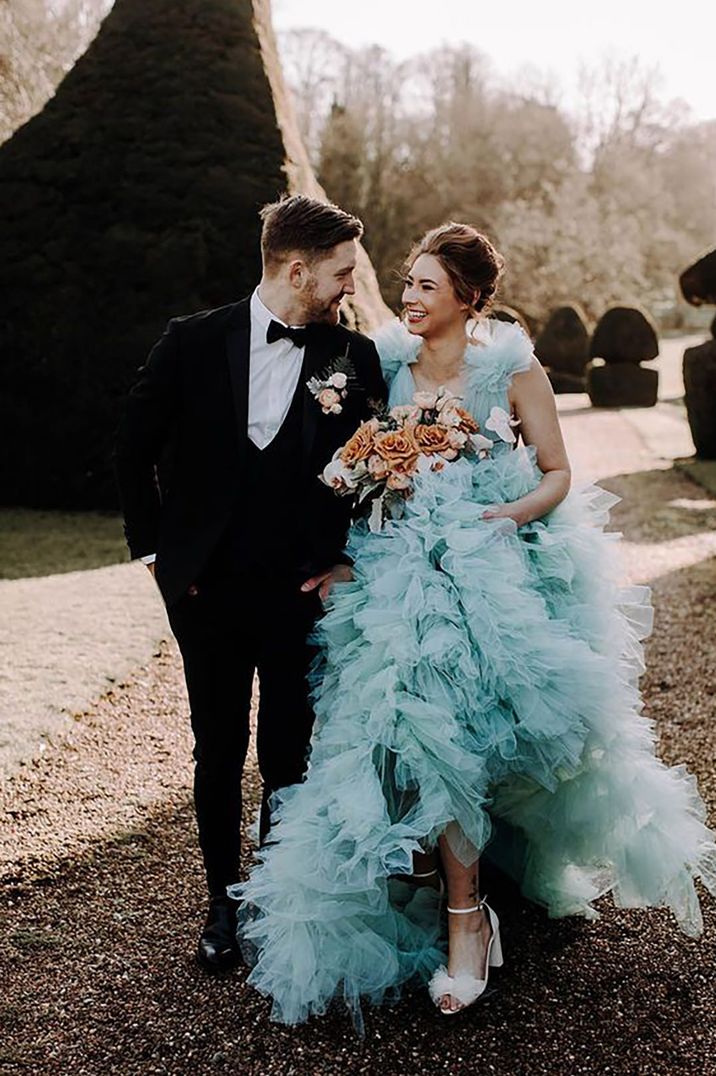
<box><xmin>231</xmin><ymin>222</ymin><xmax>716</xmax><ymax>1025</ymax></box>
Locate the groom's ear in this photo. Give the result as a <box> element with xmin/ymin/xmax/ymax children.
<box><xmin>288</xmin><ymin>256</ymin><xmax>308</xmax><ymax>289</ymax></box>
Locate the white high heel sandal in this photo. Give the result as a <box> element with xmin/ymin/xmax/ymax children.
<box><xmin>428</xmin><ymin>896</ymin><xmax>503</xmax><ymax>1015</ymax></box>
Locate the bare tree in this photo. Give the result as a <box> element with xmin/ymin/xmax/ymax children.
<box><xmin>278</xmin><ymin>28</ymin><xmax>348</xmax><ymax>163</ymax></box>
<box><xmin>576</xmin><ymin>53</ymin><xmax>689</xmax><ymax>161</ymax></box>
<box><xmin>0</xmin><ymin>0</ymin><xmax>112</xmax><ymax>144</ymax></box>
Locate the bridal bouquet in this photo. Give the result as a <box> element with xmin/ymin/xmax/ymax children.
<box><xmin>321</xmin><ymin>388</ymin><xmax>498</xmax><ymax>531</ymax></box>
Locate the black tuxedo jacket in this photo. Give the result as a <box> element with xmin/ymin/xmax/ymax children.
<box><xmin>114</xmin><ymin>297</ymin><xmax>387</xmax><ymax>607</ymax></box>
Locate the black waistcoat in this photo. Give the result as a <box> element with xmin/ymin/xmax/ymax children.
<box><xmin>224</xmin><ymin>371</ymin><xmax>306</xmax><ymax>571</ymax></box>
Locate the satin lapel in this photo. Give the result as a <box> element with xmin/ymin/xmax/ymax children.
<box><xmin>226</xmin><ymin>298</ymin><xmax>251</xmax><ymax>464</ymax></box>
<box><xmin>301</xmin><ymin>328</ymin><xmax>329</xmax><ymax>481</ymax></box>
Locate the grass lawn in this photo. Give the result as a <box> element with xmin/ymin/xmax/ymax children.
<box><xmin>675</xmin><ymin>458</ymin><xmax>716</xmax><ymax>498</ymax></box>
<box><xmin>0</xmin><ymin>508</ymin><xmax>128</xmax><ymax>579</ymax></box>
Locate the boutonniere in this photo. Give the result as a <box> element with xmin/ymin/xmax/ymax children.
<box><xmin>307</xmin><ymin>346</ymin><xmax>356</xmax><ymax>415</ymax></box>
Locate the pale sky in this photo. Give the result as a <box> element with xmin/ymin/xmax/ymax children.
<box><xmin>273</xmin><ymin>0</ymin><xmax>716</xmax><ymax>123</ymax></box>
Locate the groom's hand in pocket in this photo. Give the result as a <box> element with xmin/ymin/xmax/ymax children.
<box><xmin>301</xmin><ymin>564</ymin><xmax>353</xmax><ymax>603</ymax></box>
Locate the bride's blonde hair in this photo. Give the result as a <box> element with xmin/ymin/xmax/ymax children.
<box><xmin>405</xmin><ymin>223</ymin><xmax>504</xmax><ymax>320</ymax></box>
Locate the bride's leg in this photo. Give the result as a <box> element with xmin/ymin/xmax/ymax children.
<box><xmin>437</xmin><ymin>829</ymin><xmax>493</xmax><ymax>1013</ymax></box>
<box><xmin>411</xmin><ymin>847</ymin><xmax>440</xmax><ymax>886</ymax></box>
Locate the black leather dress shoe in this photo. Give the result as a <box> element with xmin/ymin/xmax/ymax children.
<box><xmin>196</xmin><ymin>896</ymin><xmax>241</xmax><ymax>973</ymax></box>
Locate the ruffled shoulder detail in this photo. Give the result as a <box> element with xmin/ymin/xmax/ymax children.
<box><xmin>465</xmin><ymin>318</ymin><xmax>535</xmax><ymax>395</ymax></box>
<box><xmin>370</xmin><ymin>318</ymin><xmax>421</xmax><ymax>385</ymax></box>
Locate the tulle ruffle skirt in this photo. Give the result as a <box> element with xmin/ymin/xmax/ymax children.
<box><xmin>232</xmin><ymin>449</ymin><xmax>716</xmax><ymax>1026</ymax></box>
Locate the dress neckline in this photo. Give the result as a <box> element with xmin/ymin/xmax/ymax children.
<box><xmin>407</xmin><ymin>321</ymin><xmax>494</xmax><ymax>397</ymax></box>
<box><xmin>408</xmin><ymin>363</ymin><xmax>467</xmax><ymax>398</ymax></box>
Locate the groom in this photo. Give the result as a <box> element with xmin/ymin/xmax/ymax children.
<box><xmin>115</xmin><ymin>195</ymin><xmax>386</xmax><ymax>971</ymax></box>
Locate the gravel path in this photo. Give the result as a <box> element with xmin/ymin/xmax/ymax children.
<box><xmin>0</xmin><ymin>564</ymin><xmax>168</xmax><ymax>777</ymax></box>
<box><xmin>2</xmin><ymin>399</ymin><xmax>716</xmax><ymax>1076</ymax></box>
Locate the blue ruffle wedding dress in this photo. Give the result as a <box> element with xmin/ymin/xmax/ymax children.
<box><xmin>232</xmin><ymin>318</ymin><xmax>716</xmax><ymax>1027</ymax></box>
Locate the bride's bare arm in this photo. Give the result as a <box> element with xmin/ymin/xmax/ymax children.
<box><xmin>482</xmin><ymin>358</ymin><xmax>571</xmax><ymax>526</ymax></box>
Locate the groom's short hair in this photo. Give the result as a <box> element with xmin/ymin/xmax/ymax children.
<box><xmin>260</xmin><ymin>195</ymin><xmax>363</xmax><ymax>273</ymax></box>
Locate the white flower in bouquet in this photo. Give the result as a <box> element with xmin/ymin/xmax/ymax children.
<box><xmin>447</xmin><ymin>428</ymin><xmax>469</xmax><ymax>449</ymax></box>
<box><xmin>322</xmin><ymin>454</ymin><xmax>359</xmax><ymax>490</ymax></box>
<box><xmin>439</xmin><ymin>408</ymin><xmax>463</xmax><ymax>428</ymax></box>
<box><xmin>485</xmin><ymin>406</ymin><xmax>520</xmax><ymax>444</ymax></box>
<box><xmin>436</xmin><ymin>392</ymin><xmax>462</xmax><ymax>413</ymax></box>
<box><xmin>472</xmin><ymin>433</ymin><xmax>495</xmax><ymax>455</ymax></box>
<box><xmin>367</xmin><ymin>454</ymin><xmax>391</xmax><ymax>480</ymax></box>
<box><xmin>391</xmin><ymin>404</ymin><xmax>421</xmax><ymax>424</ymax></box>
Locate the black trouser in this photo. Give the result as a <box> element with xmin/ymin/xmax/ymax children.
<box><xmin>167</xmin><ymin>550</ymin><xmax>320</xmax><ymax>897</ymax></box>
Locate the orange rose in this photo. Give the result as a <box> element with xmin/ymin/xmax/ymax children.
<box><xmin>455</xmin><ymin>407</ymin><xmax>479</xmax><ymax>434</ymax></box>
<box><xmin>373</xmin><ymin>428</ymin><xmax>419</xmax><ymax>468</ymax></box>
<box><xmin>341</xmin><ymin>421</ymin><xmax>377</xmax><ymax>465</ymax></box>
<box><xmin>413</xmin><ymin>423</ymin><xmax>452</xmax><ymax>455</ymax></box>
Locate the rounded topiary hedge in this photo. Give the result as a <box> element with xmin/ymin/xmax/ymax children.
<box><xmin>680</xmin><ymin>248</ymin><xmax>716</xmax><ymax>306</ymax></box>
<box><xmin>683</xmin><ymin>339</ymin><xmax>716</xmax><ymax>457</ymax></box>
<box><xmin>535</xmin><ymin>303</ymin><xmax>590</xmax><ymax>393</ymax></box>
<box><xmin>586</xmin><ymin>305</ymin><xmax>659</xmax><ymax>407</ymax></box>
<box><xmin>682</xmin><ymin>315</ymin><xmax>716</xmax><ymax>458</ymax></box>
<box><xmin>585</xmin><ymin>363</ymin><xmax>659</xmax><ymax>408</ymax></box>
<box><xmin>0</xmin><ymin>0</ymin><xmax>288</xmax><ymax>509</ymax></box>
<box><xmin>589</xmin><ymin>305</ymin><xmax>659</xmax><ymax>365</ymax></box>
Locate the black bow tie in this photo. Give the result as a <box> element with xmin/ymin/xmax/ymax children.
<box><xmin>266</xmin><ymin>319</ymin><xmax>308</xmax><ymax>349</ymax></box>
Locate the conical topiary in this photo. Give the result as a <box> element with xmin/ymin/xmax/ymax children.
<box><xmin>534</xmin><ymin>304</ymin><xmax>590</xmax><ymax>393</ymax></box>
<box><xmin>0</xmin><ymin>0</ymin><xmax>389</xmax><ymax>509</ymax></box>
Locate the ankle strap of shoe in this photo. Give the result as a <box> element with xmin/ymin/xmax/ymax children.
<box><xmin>447</xmin><ymin>895</ymin><xmax>486</xmax><ymax>914</ymax></box>
<box><xmin>412</xmin><ymin>869</ymin><xmax>439</xmax><ymax>879</ymax></box>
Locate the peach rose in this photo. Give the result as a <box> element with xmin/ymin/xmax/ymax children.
<box><xmin>373</xmin><ymin>428</ymin><xmax>419</xmax><ymax>468</ymax></box>
<box><xmin>318</xmin><ymin>387</ymin><xmax>342</xmax><ymax>412</ymax></box>
<box><xmin>387</xmin><ymin>470</ymin><xmax>413</xmax><ymax>490</ymax></box>
<box><xmin>413</xmin><ymin>390</ymin><xmax>439</xmax><ymax>410</ymax></box>
<box><xmin>341</xmin><ymin>421</ymin><xmax>377</xmax><ymax>465</ymax></box>
<box><xmin>413</xmin><ymin>423</ymin><xmax>452</xmax><ymax>455</ymax></box>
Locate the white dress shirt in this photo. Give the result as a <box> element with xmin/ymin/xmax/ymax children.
<box><xmin>140</xmin><ymin>288</ymin><xmax>305</xmax><ymax>565</ymax></box>
<box><xmin>247</xmin><ymin>287</ymin><xmax>306</xmax><ymax>450</ymax></box>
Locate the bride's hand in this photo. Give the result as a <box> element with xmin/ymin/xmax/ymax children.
<box><xmin>301</xmin><ymin>564</ymin><xmax>353</xmax><ymax>603</ymax></box>
<box><xmin>482</xmin><ymin>503</ymin><xmax>528</xmax><ymax>526</ymax></box>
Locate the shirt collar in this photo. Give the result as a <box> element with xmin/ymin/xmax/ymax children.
<box><xmin>251</xmin><ymin>287</ymin><xmax>282</xmax><ymax>334</ymax></box>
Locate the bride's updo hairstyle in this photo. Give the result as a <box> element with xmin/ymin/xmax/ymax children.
<box><xmin>405</xmin><ymin>223</ymin><xmax>505</xmax><ymax>319</ymax></box>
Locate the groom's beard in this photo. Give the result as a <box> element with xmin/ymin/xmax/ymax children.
<box><xmin>302</xmin><ymin>282</ymin><xmax>345</xmax><ymax>325</ymax></box>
